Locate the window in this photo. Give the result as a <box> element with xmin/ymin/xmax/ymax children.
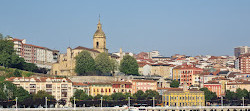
<box><xmin>46</xmin><ymin>89</ymin><xmax>52</xmax><ymax>95</ymax></box>
<box><xmin>30</xmin><ymin>89</ymin><xmax>36</xmax><ymax>94</ymax></box>
<box><xmin>61</xmin><ymin>84</ymin><xmax>67</xmax><ymax>88</ymax></box>
<box><xmin>96</xmin><ymin>42</ymin><xmax>99</xmax><ymax>48</ymax></box>
<box><xmin>30</xmin><ymin>84</ymin><xmax>36</xmax><ymax>88</ymax></box>
<box><xmin>46</xmin><ymin>84</ymin><xmax>52</xmax><ymax>88</ymax></box>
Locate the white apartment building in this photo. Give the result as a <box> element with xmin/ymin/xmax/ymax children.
<box><xmin>7</xmin><ymin>37</ymin><xmax>58</xmax><ymax>69</ymax></box>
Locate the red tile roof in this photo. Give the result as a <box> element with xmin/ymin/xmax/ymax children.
<box><xmin>5</xmin><ymin>77</ymin><xmax>72</xmax><ymax>83</ymax></box>
<box><xmin>111</xmin><ymin>81</ymin><xmax>132</xmax><ymax>85</ymax></box>
<box><xmin>12</xmin><ymin>38</ymin><xmax>23</xmax><ymax>41</ymax></box>
<box><xmin>72</xmin><ymin>82</ymin><xmax>88</xmax><ymax>86</ymax></box>
<box><xmin>74</xmin><ymin>46</ymin><xmax>100</xmax><ymax>53</ymax></box>
<box><xmin>131</xmin><ymin>79</ymin><xmax>156</xmax><ymax>83</ymax></box>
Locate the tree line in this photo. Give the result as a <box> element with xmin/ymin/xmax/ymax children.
<box><xmin>75</xmin><ymin>51</ymin><xmax>139</xmax><ymax>76</ymax></box>
<box><xmin>200</xmin><ymin>87</ymin><xmax>250</xmax><ymax>106</ymax></box>
<box><xmin>71</xmin><ymin>89</ymin><xmax>161</xmax><ymax>107</ymax></box>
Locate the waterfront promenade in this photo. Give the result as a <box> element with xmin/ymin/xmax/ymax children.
<box><xmin>1</xmin><ymin>106</ymin><xmax>250</xmax><ymax>111</ymax></box>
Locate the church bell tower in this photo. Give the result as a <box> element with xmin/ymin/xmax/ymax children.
<box><xmin>93</xmin><ymin>16</ymin><xmax>108</xmax><ymax>53</ymax></box>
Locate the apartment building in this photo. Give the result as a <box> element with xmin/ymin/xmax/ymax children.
<box><xmin>173</xmin><ymin>64</ymin><xmax>203</xmax><ymax>86</ymax></box>
<box><xmin>238</xmin><ymin>53</ymin><xmax>250</xmax><ymax>73</ymax></box>
<box><xmin>130</xmin><ymin>79</ymin><xmax>157</xmax><ymax>94</ymax></box>
<box><xmin>162</xmin><ymin>83</ymin><xmax>205</xmax><ymax>107</ymax></box>
<box><xmin>8</xmin><ymin>37</ymin><xmax>58</xmax><ymax>69</ymax></box>
<box><xmin>5</xmin><ymin>77</ymin><xmax>73</xmax><ymax>106</ymax></box>
<box><xmin>88</xmin><ymin>82</ymin><xmax>112</xmax><ymax>96</ymax></box>
<box><xmin>234</xmin><ymin>46</ymin><xmax>250</xmax><ymax>58</ymax></box>
<box><xmin>111</xmin><ymin>81</ymin><xmax>132</xmax><ymax>93</ymax></box>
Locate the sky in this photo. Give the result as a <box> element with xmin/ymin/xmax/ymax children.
<box><xmin>0</xmin><ymin>0</ymin><xmax>250</xmax><ymax>56</ymax></box>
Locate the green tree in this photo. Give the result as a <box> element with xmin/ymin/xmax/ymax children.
<box><xmin>120</xmin><ymin>55</ymin><xmax>139</xmax><ymax>75</ymax></box>
<box><xmin>200</xmin><ymin>87</ymin><xmax>217</xmax><ymax>101</ymax></box>
<box><xmin>32</xmin><ymin>90</ymin><xmax>55</xmax><ymax>107</ymax></box>
<box><xmin>10</xmin><ymin>54</ymin><xmax>25</xmax><ymax>69</ymax></box>
<box><xmin>73</xmin><ymin>89</ymin><xmax>84</xmax><ymax>99</ymax></box>
<box><xmin>13</xmin><ymin>69</ymin><xmax>22</xmax><ymax>77</ymax></box>
<box><xmin>95</xmin><ymin>52</ymin><xmax>112</xmax><ymax>74</ymax></box>
<box><xmin>23</xmin><ymin>62</ymin><xmax>38</xmax><ymax>72</ymax></box>
<box><xmin>144</xmin><ymin>90</ymin><xmax>160</xmax><ymax>100</ymax></box>
<box><xmin>102</xmin><ymin>95</ymin><xmax>111</xmax><ymax>101</ymax></box>
<box><xmin>14</xmin><ymin>87</ymin><xmax>31</xmax><ymax>102</ymax></box>
<box><xmin>225</xmin><ymin>90</ymin><xmax>237</xmax><ymax>100</ymax></box>
<box><xmin>170</xmin><ymin>80</ymin><xmax>180</xmax><ymax>88</ymax></box>
<box><xmin>80</xmin><ymin>92</ymin><xmax>92</xmax><ymax>100</ymax></box>
<box><xmin>33</xmin><ymin>90</ymin><xmax>54</xmax><ymax>100</ymax></box>
<box><xmin>75</xmin><ymin>51</ymin><xmax>95</xmax><ymax>75</ymax></box>
<box><xmin>0</xmin><ymin>90</ymin><xmax>7</xmax><ymax>100</ymax></box>
<box><xmin>110</xmin><ymin>58</ymin><xmax>118</xmax><ymax>75</ymax></box>
<box><xmin>0</xmin><ymin>39</ymin><xmax>14</xmax><ymax>55</ymax></box>
<box><xmin>133</xmin><ymin>90</ymin><xmax>145</xmax><ymax>100</ymax></box>
<box><xmin>236</xmin><ymin>88</ymin><xmax>248</xmax><ymax>100</ymax></box>
<box><xmin>0</xmin><ymin>81</ymin><xmax>17</xmax><ymax>100</ymax></box>
<box><xmin>0</xmin><ymin>33</ymin><xmax>3</xmax><ymax>40</ymax></box>
<box><xmin>111</xmin><ymin>92</ymin><xmax>125</xmax><ymax>100</ymax></box>
<box><xmin>93</xmin><ymin>94</ymin><xmax>102</xmax><ymax>100</ymax></box>
<box><xmin>0</xmin><ymin>53</ymin><xmax>12</xmax><ymax>67</ymax></box>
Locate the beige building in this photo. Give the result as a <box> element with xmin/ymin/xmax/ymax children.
<box><xmin>151</xmin><ymin>64</ymin><xmax>172</xmax><ymax>78</ymax></box>
<box><xmin>226</xmin><ymin>80</ymin><xmax>250</xmax><ymax>92</ymax></box>
<box><xmin>72</xmin><ymin>82</ymin><xmax>89</xmax><ymax>96</ymax></box>
<box><xmin>5</xmin><ymin>77</ymin><xmax>73</xmax><ymax>106</ymax></box>
<box><xmin>51</xmin><ymin>19</ymin><xmax>108</xmax><ymax>76</ymax></box>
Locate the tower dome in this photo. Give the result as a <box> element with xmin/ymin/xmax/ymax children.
<box><xmin>94</xmin><ymin>19</ymin><xmax>106</xmax><ymax>37</ymax></box>
<box><xmin>93</xmin><ymin>16</ymin><xmax>108</xmax><ymax>53</ymax></box>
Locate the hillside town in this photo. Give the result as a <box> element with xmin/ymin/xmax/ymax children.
<box><xmin>1</xmin><ymin>18</ymin><xmax>250</xmax><ymax>108</ymax></box>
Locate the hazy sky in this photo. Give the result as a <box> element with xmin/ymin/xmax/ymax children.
<box><xmin>0</xmin><ymin>0</ymin><xmax>250</xmax><ymax>56</ymax></box>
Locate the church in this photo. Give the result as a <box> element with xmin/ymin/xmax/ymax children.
<box><xmin>51</xmin><ymin>18</ymin><xmax>108</xmax><ymax>76</ymax></box>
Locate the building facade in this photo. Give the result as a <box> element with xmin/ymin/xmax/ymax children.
<box><xmin>111</xmin><ymin>81</ymin><xmax>132</xmax><ymax>93</ymax></box>
<box><xmin>151</xmin><ymin>64</ymin><xmax>172</xmax><ymax>79</ymax></box>
<box><xmin>5</xmin><ymin>77</ymin><xmax>73</xmax><ymax>106</ymax></box>
<box><xmin>204</xmin><ymin>81</ymin><xmax>222</xmax><ymax>97</ymax></box>
<box><xmin>234</xmin><ymin>46</ymin><xmax>250</xmax><ymax>58</ymax></box>
<box><xmin>51</xmin><ymin>47</ymin><xmax>100</xmax><ymax>76</ymax></box>
<box><xmin>238</xmin><ymin>53</ymin><xmax>250</xmax><ymax>73</ymax></box>
<box><xmin>51</xmin><ymin>19</ymin><xmax>108</xmax><ymax>76</ymax></box>
<box><xmin>88</xmin><ymin>82</ymin><xmax>112</xmax><ymax>96</ymax></box>
<box><xmin>162</xmin><ymin>83</ymin><xmax>205</xmax><ymax>107</ymax></box>
<box><xmin>130</xmin><ymin>80</ymin><xmax>157</xmax><ymax>94</ymax></box>
<box><xmin>72</xmin><ymin>82</ymin><xmax>89</xmax><ymax>96</ymax></box>
<box><xmin>8</xmin><ymin>38</ymin><xmax>57</xmax><ymax>69</ymax></box>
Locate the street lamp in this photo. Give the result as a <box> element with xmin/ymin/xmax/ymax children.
<box><xmin>221</xmin><ymin>96</ymin><xmax>223</xmax><ymax>107</ymax></box>
<box><xmin>74</xmin><ymin>97</ymin><xmax>76</xmax><ymax>110</ymax></box>
<box><xmin>153</xmin><ymin>97</ymin><xmax>155</xmax><ymax>107</ymax></box>
<box><xmin>45</xmin><ymin>97</ymin><xmax>47</xmax><ymax>110</ymax></box>
<box><xmin>101</xmin><ymin>97</ymin><xmax>103</xmax><ymax>108</ymax></box>
<box><xmin>128</xmin><ymin>97</ymin><xmax>130</xmax><ymax>108</ymax></box>
<box><xmin>242</xmin><ymin>97</ymin><xmax>244</xmax><ymax>107</ymax></box>
<box><xmin>16</xmin><ymin>97</ymin><xmax>18</xmax><ymax>110</ymax></box>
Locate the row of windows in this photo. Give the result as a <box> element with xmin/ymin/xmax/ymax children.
<box><xmin>93</xmin><ymin>88</ymin><xmax>111</xmax><ymax>93</ymax></box>
<box><xmin>164</xmin><ymin>96</ymin><xmax>203</xmax><ymax>101</ymax></box>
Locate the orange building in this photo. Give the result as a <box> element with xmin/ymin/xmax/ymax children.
<box><xmin>175</xmin><ymin>64</ymin><xmax>203</xmax><ymax>86</ymax></box>
<box><xmin>204</xmin><ymin>81</ymin><xmax>222</xmax><ymax>97</ymax></box>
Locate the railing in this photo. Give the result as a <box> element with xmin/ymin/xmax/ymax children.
<box><xmin>1</xmin><ymin>106</ymin><xmax>250</xmax><ymax>111</ymax></box>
